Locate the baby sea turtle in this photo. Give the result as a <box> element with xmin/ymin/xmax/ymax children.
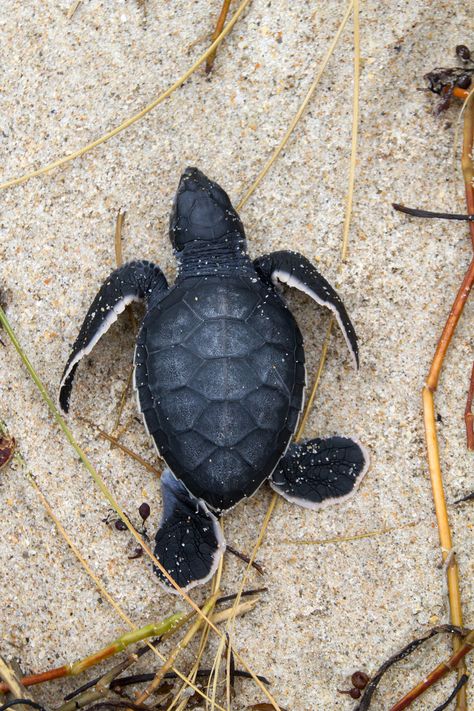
<box><xmin>59</xmin><ymin>167</ymin><xmax>369</xmax><ymax>592</ymax></box>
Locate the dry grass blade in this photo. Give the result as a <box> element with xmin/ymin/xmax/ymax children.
<box><xmin>66</xmin><ymin>0</ymin><xmax>81</xmax><ymax>20</ymax></box>
<box><xmin>168</xmin><ymin>557</ymin><xmax>225</xmax><ymax>711</ymax></box>
<box><xmin>237</xmin><ymin>0</ymin><xmax>354</xmax><ymax>211</ymax></box>
<box><xmin>295</xmin><ymin>319</ymin><xmax>333</xmax><ymax>441</ymax></box>
<box><xmin>112</xmin><ymin>209</ymin><xmax>138</xmax><ymax>433</ymax></box>
<box><xmin>281</xmin><ymin>519</ymin><xmax>419</xmax><ymax>545</ymax></box>
<box><xmin>206</xmin><ymin>495</ymin><xmax>279</xmax><ymax>711</ymax></box>
<box><xmin>0</xmin><ymin>0</ymin><xmax>252</xmax><ymax>191</ymax></box>
<box><xmin>95</xmin><ymin>425</ymin><xmax>162</xmax><ymax>475</ymax></box>
<box><xmin>340</xmin><ymin>0</ymin><xmax>360</xmax><ymax>263</ymax></box>
<box><xmin>114</xmin><ymin>210</ymin><xmax>126</xmax><ymax>267</ymax></box>
<box><xmin>296</xmin><ymin>0</ymin><xmax>360</xmax><ymax>437</ymax></box>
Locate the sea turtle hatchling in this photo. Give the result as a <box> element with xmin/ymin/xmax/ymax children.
<box><xmin>59</xmin><ymin>167</ymin><xmax>369</xmax><ymax>592</ymax></box>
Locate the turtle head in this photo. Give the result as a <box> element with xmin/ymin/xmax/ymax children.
<box><xmin>169</xmin><ymin>167</ymin><xmax>246</xmax><ymax>251</ymax></box>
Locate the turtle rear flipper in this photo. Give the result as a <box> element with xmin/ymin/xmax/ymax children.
<box><xmin>154</xmin><ymin>470</ymin><xmax>225</xmax><ymax>592</ymax></box>
<box><xmin>254</xmin><ymin>250</ymin><xmax>359</xmax><ymax>368</ymax></box>
<box><xmin>269</xmin><ymin>437</ymin><xmax>369</xmax><ymax>509</ymax></box>
<box><xmin>59</xmin><ymin>260</ymin><xmax>167</xmax><ymax>413</ymax></box>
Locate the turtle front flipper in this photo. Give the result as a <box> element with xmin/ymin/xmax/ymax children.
<box><xmin>254</xmin><ymin>251</ymin><xmax>359</xmax><ymax>368</ymax></box>
<box><xmin>154</xmin><ymin>470</ymin><xmax>225</xmax><ymax>593</ymax></box>
<box><xmin>269</xmin><ymin>437</ymin><xmax>369</xmax><ymax>509</ymax></box>
<box><xmin>59</xmin><ymin>260</ymin><xmax>168</xmax><ymax>413</ymax></box>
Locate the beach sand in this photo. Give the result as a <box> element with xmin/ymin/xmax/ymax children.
<box><xmin>0</xmin><ymin>2</ymin><xmax>472</xmax><ymax>708</ymax></box>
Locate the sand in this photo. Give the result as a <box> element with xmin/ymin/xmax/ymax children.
<box><xmin>0</xmin><ymin>1</ymin><xmax>472</xmax><ymax>709</ymax></box>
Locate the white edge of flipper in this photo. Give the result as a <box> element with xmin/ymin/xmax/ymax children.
<box><xmin>58</xmin><ymin>294</ymin><xmax>137</xmax><ymax>412</ymax></box>
<box><xmin>271</xmin><ymin>270</ymin><xmax>359</xmax><ymax>370</ymax></box>
<box><xmin>155</xmin><ymin>469</ymin><xmax>226</xmax><ymax>595</ymax></box>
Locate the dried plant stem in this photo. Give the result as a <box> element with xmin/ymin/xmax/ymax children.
<box><xmin>237</xmin><ymin>0</ymin><xmax>354</xmax><ymax>211</ymax></box>
<box><xmin>0</xmin><ymin>615</ymin><xmax>183</xmax><ymax>696</ymax></box>
<box><xmin>0</xmin><ymin>0</ymin><xmax>252</xmax><ymax>192</ymax></box>
<box><xmin>0</xmin><ymin>309</ymin><xmax>281</xmax><ymax>711</ymax></box>
<box><xmin>282</xmin><ymin>518</ymin><xmax>419</xmax><ymax>545</ymax></box>
<box><xmin>340</xmin><ymin>0</ymin><xmax>359</xmax><ymax>263</ymax></box>
<box><xmin>92</xmin><ymin>423</ymin><xmax>162</xmax><ymax>475</ymax></box>
<box><xmin>421</xmin><ymin>95</ymin><xmax>474</xmax><ymax>711</ymax></box>
<box><xmin>134</xmin><ymin>595</ymin><xmax>218</xmax><ymax>704</ymax></box>
<box><xmin>295</xmin><ymin>319</ymin><xmax>333</xmax><ymax>440</ymax></box>
<box><xmin>174</xmin><ymin>560</ymin><xmax>225</xmax><ymax>711</ymax></box>
<box><xmin>112</xmin><ymin>209</ymin><xmax>138</xmax><ymax>434</ymax></box>
<box><xmin>206</xmin><ymin>0</ymin><xmax>232</xmax><ymax>74</ymax></box>
<box><xmin>66</xmin><ymin>0</ymin><xmax>81</xmax><ymax>20</ymax></box>
<box><xmin>114</xmin><ymin>210</ymin><xmax>126</xmax><ymax>267</ymax></box>
<box><xmin>389</xmin><ymin>630</ymin><xmax>474</xmax><ymax>711</ymax></box>
<box><xmin>464</xmin><ymin>361</ymin><xmax>474</xmax><ymax>449</ymax></box>
<box><xmin>294</xmin><ymin>0</ymin><xmax>360</xmax><ymax>437</ymax></box>
<box><xmin>422</xmin><ymin>263</ymin><xmax>473</xmax><ymax>711</ymax></box>
<box><xmin>462</xmin><ymin>94</ymin><xmax>474</xmax><ymax>452</ymax></box>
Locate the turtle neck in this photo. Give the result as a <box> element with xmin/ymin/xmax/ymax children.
<box><xmin>175</xmin><ymin>234</ymin><xmax>256</xmax><ymax>280</ymax></box>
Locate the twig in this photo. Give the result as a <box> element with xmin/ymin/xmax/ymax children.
<box><xmin>353</xmin><ymin>625</ymin><xmax>466</xmax><ymax>710</ymax></box>
<box><xmin>453</xmin><ymin>491</ymin><xmax>474</xmax><ymax>504</ymax></box>
<box><xmin>0</xmin><ymin>0</ymin><xmax>252</xmax><ymax>191</ymax></box>
<box><xmin>420</xmin><ymin>91</ymin><xmax>474</xmax><ymax>711</ymax></box>
<box><xmin>226</xmin><ymin>544</ymin><xmax>264</xmax><ymax>575</ymax></box>
<box><xmin>69</xmin><ymin>669</ymin><xmax>269</xmax><ymax>699</ymax></box>
<box><xmin>389</xmin><ymin>629</ymin><xmax>474</xmax><ymax>711</ymax></box>
<box><xmin>81</xmin><ymin>418</ymin><xmax>162</xmax><ymax>475</ymax></box>
<box><xmin>464</xmin><ymin>361</ymin><xmax>474</xmax><ymax>449</ymax></box>
<box><xmin>206</xmin><ymin>0</ymin><xmax>232</xmax><ymax>74</ymax></box>
<box><xmin>85</xmin><ymin>704</ymin><xmax>148</xmax><ymax>711</ymax></box>
<box><xmin>216</xmin><ymin>587</ymin><xmax>267</xmax><ymax>605</ymax></box>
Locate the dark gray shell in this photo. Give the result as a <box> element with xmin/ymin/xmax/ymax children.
<box><xmin>134</xmin><ymin>273</ymin><xmax>305</xmax><ymax>512</ymax></box>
